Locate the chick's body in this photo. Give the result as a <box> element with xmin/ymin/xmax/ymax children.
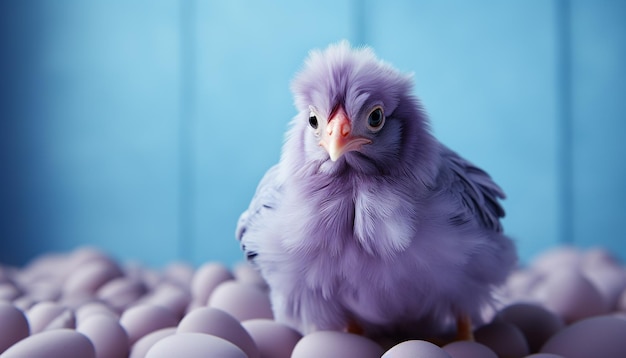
<box><xmin>236</xmin><ymin>42</ymin><xmax>517</xmax><ymax>342</ymax></box>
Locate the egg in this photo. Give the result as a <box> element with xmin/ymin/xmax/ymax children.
<box><xmin>190</xmin><ymin>262</ymin><xmax>234</xmax><ymax>304</ymax></box>
<box><xmin>495</xmin><ymin>303</ymin><xmax>565</xmax><ymax>353</ymax></box>
<box><xmin>119</xmin><ymin>304</ymin><xmax>179</xmax><ymax>345</ymax></box>
<box><xmin>242</xmin><ymin>319</ymin><xmax>302</xmax><ymax>358</ymax></box>
<box><xmin>208</xmin><ymin>281</ymin><xmax>273</xmax><ymax>322</ymax></box>
<box><xmin>618</xmin><ymin>288</ymin><xmax>626</xmax><ymax>311</ymax></box>
<box><xmin>524</xmin><ymin>354</ymin><xmax>565</xmax><ymax>358</ymax></box>
<box><xmin>63</xmin><ymin>260</ymin><xmax>123</xmax><ymax>298</ymax></box>
<box><xmin>27</xmin><ymin>301</ymin><xmax>76</xmax><ymax>334</ymax></box>
<box><xmin>141</xmin><ymin>283</ymin><xmax>190</xmax><ymax>318</ymax></box>
<box><xmin>185</xmin><ymin>299</ymin><xmax>205</xmax><ymax>314</ymax></box>
<box><xmin>59</xmin><ymin>293</ymin><xmax>98</xmax><ymax>311</ymax></box>
<box><xmin>11</xmin><ymin>295</ymin><xmax>36</xmax><ymax>311</ymax></box>
<box><xmin>123</xmin><ymin>262</ymin><xmax>163</xmax><ymax>290</ymax></box>
<box><xmin>474</xmin><ymin>321</ymin><xmax>529</xmax><ymax>358</ymax></box>
<box><xmin>442</xmin><ymin>341</ymin><xmax>497</xmax><ymax>358</ymax></box>
<box><xmin>291</xmin><ymin>331</ymin><xmax>383</xmax><ymax>358</ymax></box>
<box><xmin>532</xmin><ymin>268</ymin><xmax>609</xmax><ymax>323</ymax></box>
<box><xmin>530</xmin><ymin>246</ymin><xmax>582</xmax><ymax>273</ymax></box>
<box><xmin>0</xmin><ymin>283</ymin><xmax>21</xmax><ymax>302</ymax></box>
<box><xmin>145</xmin><ymin>332</ymin><xmax>247</xmax><ymax>358</ymax></box>
<box><xmin>97</xmin><ymin>277</ymin><xmax>147</xmax><ymax>311</ymax></box>
<box><xmin>540</xmin><ymin>316</ymin><xmax>626</xmax><ymax>358</ymax></box>
<box><xmin>17</xmin><ymin>252</ymin><xmax>69</xmax><ymax>286</ymax></box>
<box><xmin>162</xmin><ymin>262</ymin><xmax>195</xmax><ymax>288</ymax></box>
<box><xmin>582</xmin><ymin>247</ymin><xmax>621</xmax><ymax>268</ymax></box>
<box><xmin>77</xmin><ymin>314</ymin><xmax>129</xmax><ymax>358</ymax></box>
<box><xmin>23</xmin><ymin>280</ymin><xmax>61</xmax><ymax>302</ymax></box>
<box><xmin>502</xmin><ymin>269</ymin><xmax>543</xmax><ymax>301</ymax></box>
<box><xmin>75</xmin><ymin>301</ymin><xmax>120</xmax><ymax>324</ymax></box>
<box><xmin>66</xmin><ymin>247</ymin><xmax>113</xmax><ymax>271</ymax></box>
<box><xmin>581</xmin><ymin>261</ymin><xmax>626</xmax><ymax>310</ymax></box>
<box><xmin>177</xmin><ymin>307</ymin><xmax>259</xmax><ymax>358</ymax></box>
<box><xmin>382</xmin><ymin>340</ymin><xmax>451</xmax><ymax>358</ymax></box>
<box><xmin>0</xmin><ymin>302</ymin><xmax>30</xmax><ymax>354</ymax></box>
<box><xmin>233</xmin><ymin>262</ymin><xmax>268</xmax><ymax>289</ymax></box>
<box><xmin>1</xmin><ymin>329</ymin><xmax>95</xmax><ymax>358</ymax></box>
<box><xmin>129</xmin><ymin>327</ymin><xmax>176</xmax><ymax>358</ymax></box>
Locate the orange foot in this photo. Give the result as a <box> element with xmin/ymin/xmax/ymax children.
<box><xmin>346</xmin><ymin>320</ymin><xmax>364</xmax><ymax>335</ymax></box>
<box><xmin>456</xmin><ymin>314</ymin><xmax>474</xmax><ymax>341</ymax></box>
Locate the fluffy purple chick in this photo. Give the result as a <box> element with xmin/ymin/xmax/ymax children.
<box><xmin>236</xmin><ymin>41</ymin><xmax>517</xmax><ymax>343</ymax></box>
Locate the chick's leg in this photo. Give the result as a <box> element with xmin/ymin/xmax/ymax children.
<box><xmin>456</xmin><ymin>314</ymin><xmax>474</xmax><ymax>341</ymax></box>
<box><xmin>346</xmin><ymin>319</ymin><xmax>364</xmax><ymax>335</ymax></box>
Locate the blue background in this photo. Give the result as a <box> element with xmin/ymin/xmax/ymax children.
<box><xmin>1</xmin><ymin>0</ymin><xmax>625</xmax><ymax>268</ymax></box>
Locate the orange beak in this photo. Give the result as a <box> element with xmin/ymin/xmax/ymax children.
<box><xmin>319</xmin><ymin>107</ymin><xmax>371</xmax><ymax>161</ymax></box>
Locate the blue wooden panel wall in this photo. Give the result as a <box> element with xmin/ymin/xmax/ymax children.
<box><xmin>571</xmin><ymin>1</ymin><xmax>626</xmax><ymax>256</ymax></box>
<box><xmin>0</xmin><ymin>1</ymin><xmax>624</xmax><ymax>267</ymax></box>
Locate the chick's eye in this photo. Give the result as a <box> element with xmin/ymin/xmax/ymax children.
<box><xmin>367</xmin><ymin>107</ymin><xmax>385</xmax><ymax>131</ymax></box>
<box><xmin>308</xmin><ymin>113</ymin><xmax>318</xmax><ymax>129</ymax></box>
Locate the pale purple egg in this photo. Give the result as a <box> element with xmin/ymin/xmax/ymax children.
<box><xmin>242</xmin><ymin>319</ymin><xmax>303</xmax><ymax>358</ymax></box>
<box><xmin>524</xmin><ymin>354</ymin><xmax>565</xmax><ymax>358</ymax></box>
<box><xmin>0</xmin><ymin>302</ymin><xmax>30</xmax><ymax>354</ymax></box>
<box><xmin>0</xmin><ymin>283</ymin><xmax>21</xmax><ymax>302</ymax></box>
<box><xmin>474</xmin><ymin>321</ymin><xmax>529</xmax><ymax>358</ymax></box>
<box><xmin>59</xmin><ymin>294</ymin><xmax>102</xmax><ymax>312</ymax></box>
<box><xmin>27</xmin><ymin>301</ymin><xmax>76</xmax><ymax>334</ymax></box>
<box><xmin>208</xmin><ymin>281</ymin><xmax>273</xmax><ymax>321</ymax></box>
<box><xmin>532</xmin><ymin>269</ymin><xmax>609</xmax><ymax>323</ymax></box>
<box><xmin>177</xmin><ymin>307</ymin><xmax>259</xmax><ymax>358</ymax></box>
<box><xmin>129</xmin><ymin>327</ymin><xmax>176</xmax><ymax>358</ymax></box>
<box><xmin>233</xmin><ymin>262</ymin><xmax>268</xmax><ymax>289</ymax></box>
<box><xmin>291</xmin><ymin>331</ymin><xmax>384</xmax><ymax>358</ymax></box>
<box><xmin>145</xmin><ymin>332</ymin><xmax>247</xmax><ymax>358</ymax></box>
<box><xmin>123</xmin><ymin>262</ymin><xmax>163</xmax><ymax>290</ymax></box>
<box><xmin>502</xmin><ymin>269</ymin><xmax>543</xmax><ymax>301</ymax></box>
<box><xmin>77</xmin><ymin>314</ymin><xmax>129</xmax><ymax>358</ymax></box>
<box><xmin>63</xmin><ymin>248</ymin><xmax>118</xmax><ymax>283</ymax></box>
<box><xmin>612</xmin><ymin>311</ymin><xmax>626</xmax><ymax>321</ymax></box>
<box><xmin>0</xmin><ymin>266</ymin><xmax>10</xmax><ymax>283</ymax></box>
<box><xmin>442</xmin><ymin>341</ymin><xmax>497</xmax><ymax>358</ymax></box>
<box><xmin>540</xmin><ymin>316</ymin><xmax>626</xmax><ymax>358</ymax></box>
<box><xmin>190</xmin><ymin>262</ymin><xmax>234</xmax><ymax>304</ymax></box>
<box><xmin>582</xmin><ymin>262</ymin><xmax>626</xmax><ymax>311</ymax></box>
<box><xmin>1</xmin><ymin>329</ymin><xmax>95</xmax><ymax>358</ymax></box>
<box><xmin>119</xmin><ymin>304</ymin><xmax>179</xmax><ymax>345</ymax></box>
<box><xmin>67</xmin><ymin>247</ymin><xmax>112</xmax><ymax>269</ymax></box>
<box><xmin>17</xmin><ymin>252</ymin><xmax>70</xmax><ymax>285</ymax></box>
<box><xmin>75</xmin><ymin>301</ymin><xmax>120</xmax><ymax>324</ymax></box>
<box><xmin>581</xmin><ymin>247</ymin><xmax>621</xmax><ymax>268</ymax></box>
<box><xmin>382</xmin><ymin>339</ymin><xmax>451</xmax><ymax>358</ymax></box>
<box><xmin>63</xmin><ymin>260</ymin><xmax>124</xmax><ymax>298</ymax></box>
<box><xmin>495</xmin><ymin>303</ymin><xmax>565</xmax><ymax>353</ymax></box>
<box><xmin>162</xmin><ymin>262</ymin><xmax>195</xmax><ymax>288</ymax></box>
<box><xmin>136</xmin><ymin>267</ymin><xmax>164</xmax><ymax>291</ymax></box>
<box><xmin>141</xmin><ymin>283</ymin><xmax>191</xmax><ymax>319</ymax></box>
<box><xmin>618</xmin><ymin>288</ymin><xmax>626</xmax><ymax>311</ymax></box>
<box><xmin>530</xmin><ymin>246</ymin><xmax>582</xmax><ymax>273</ymax></box>
<box><xmin>185</xmin><ymin>299</ymin><xmax>205</xmax><ymax>314</ymax></box>
<box><xmin>23</xmin><ymin>280</ymin><xmax>61</xmax><ymax>302</ymax></box>
<box><xmin>12</xmin><ymin>295</ymin><xmax>37</xmax><ymax>311</ymax></box>
<box><xmin>97</xmin><ymin>277</ymin><xmax>148</xmax><ymax>311</ymax></box>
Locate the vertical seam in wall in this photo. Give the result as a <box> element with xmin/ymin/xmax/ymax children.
<box><xmin>179</xmin><ymin>0</ymin><xmax>196</xmax><ymax>262</ymax></box>
<box><xmin>352</xmin><ymin>0</ymin><xmax>367</xmax><ymax>46</ymax></box>
<box><xmin>556</xmin><ymin>0</ymin><xmax>573</xmax><ymax>244</ymax></box>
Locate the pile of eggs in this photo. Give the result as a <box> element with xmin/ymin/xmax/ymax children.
<box><xmin>1</xmin><ymin>246</ymin><xmax>626</xmax><ymax>357</ymax></box>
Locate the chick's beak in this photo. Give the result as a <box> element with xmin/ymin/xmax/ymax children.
<box><xmin>319</xmin><ymin>108</ymin><xmax>371</xmax><ymax>161</ymax></box>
